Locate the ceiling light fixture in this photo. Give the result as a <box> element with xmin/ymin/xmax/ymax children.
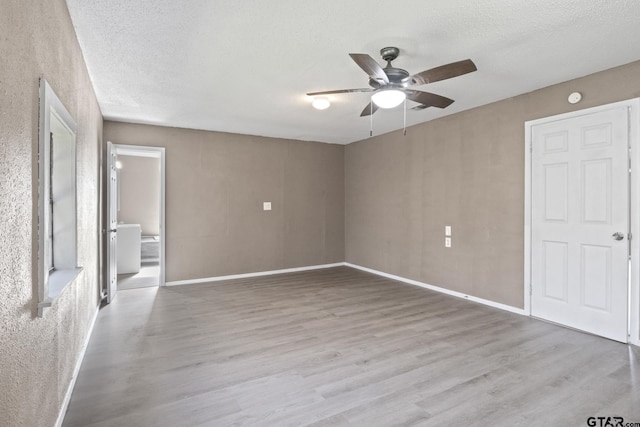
<box><xmin>371</xmin><ymin>89</ymin><xmax>406</xmax><ymax>109</ymax></box>
<box><xmin>115</xmin><ymin>160</ymin><xmax>123</xmax><ymax>169</ymax></box>
<box><xmin>311</xmin><ymin>96</ymin><xmax>331</xmax><ymax>110</ymax></box>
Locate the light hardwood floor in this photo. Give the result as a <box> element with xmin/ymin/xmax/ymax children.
<box><xmin>63</xmin><ymin>267</ymin><xmax>640</xmax><ymax>426</ymax></box>
<box><xmin>117</xmin><ymin>262</ymin><xmax>160</xmax><ymax>290</ymax></box>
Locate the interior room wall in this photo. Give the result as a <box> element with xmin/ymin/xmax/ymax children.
<box><xmin>345</xmin><ymin>59</ymin><xmax>640</xmax><ymax>309</ymax></box>
<box><xmin>0</xmin><ymin>1</ymin><xmax>103</xmax><ymax>426</ymax></box>
<box><xmin>117</xmin><ymin>155</ymin><xmax>161</xmax><ymax>236</ymax></box>
<box><xmin>104</xmin><ymin>122</ymin><xmax>345</xmax><ymax>282</ymax></box>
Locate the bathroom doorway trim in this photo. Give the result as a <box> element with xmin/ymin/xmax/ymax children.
<box><xmin>112</xmin><ymin>143</ymin><xmax>166</xmax><ymax>287</ymax></box>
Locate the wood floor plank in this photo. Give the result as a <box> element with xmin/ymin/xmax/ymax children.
<box><xmin>63</xmin><ymin>267</ymin><xmax>640</xmax><ymax>426</ymax></box>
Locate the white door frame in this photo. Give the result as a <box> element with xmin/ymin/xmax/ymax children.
<box><xmin>524</xmin><ymin>98</ymin><xmax>640</xmax><ymax>346</ymax></box>
<box><xmin>110</xmin><ymin>143</ymin><xmax>166</xmax><ymax>287</ymax></box>
<box><xmin>106</xmin><ymin>142</ymin><xmax>118</xmax><ymax>302</ymax></box>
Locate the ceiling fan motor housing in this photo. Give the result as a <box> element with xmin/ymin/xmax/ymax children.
<box><xmin>378</xmin><ymin>47</ymin><xmax>410</xmax><ymax>87</ymax></box>
<box><xmin>384</xmin><ymin>67</ymin><xmax>410</xmax><ymax>85</ymax></box>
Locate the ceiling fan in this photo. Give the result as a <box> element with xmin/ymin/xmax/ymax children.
<box><xmin>307</xmin><ymin>47</ymin><xmax>477</xmax><ymax>116</ymax></box>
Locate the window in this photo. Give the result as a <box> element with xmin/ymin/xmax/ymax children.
<box><xmin>37</xmin><ymin>78</ymin><xmax>82</xmax><ymax>316</ymax></box>
<box><xmin>48</xmin><ymin>132</ymin><xmax>54</xmax><ymax>271</ymax></box>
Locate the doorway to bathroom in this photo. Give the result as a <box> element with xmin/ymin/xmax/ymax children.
<box><xmin>107</xmin><ymin>143</ymin><xmax>165</xmax><ymax>300</ymax></box>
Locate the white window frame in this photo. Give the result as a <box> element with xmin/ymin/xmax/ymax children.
<box><xmin>37</xmin><ymin>78</ymin><xmax>82</xmax><ymax>316</ymax></box>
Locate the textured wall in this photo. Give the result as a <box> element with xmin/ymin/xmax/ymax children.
<box><xmin>346</xmin><ymin>60</ymin><xmax>640</xmax><ymax>309</ymax></box>
<box><xmin>0</xmin><ymin>1</ymin><xmax>102</xmax><ymax>426</ymax></box>
<box><xmin>104</xmin><ymin>122</ymin><xmax>345</xmax><ymax>282</ymax></box>
<box><xmin>117</xmin><ymin>155</ymin><xmax>161</xmax><ymax>235</ymax></box>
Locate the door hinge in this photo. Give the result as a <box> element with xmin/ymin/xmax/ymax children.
<box><xmin>628</xmin><ymin>232</ymin><xmax>633</xmax><ymax>241</ymax></box>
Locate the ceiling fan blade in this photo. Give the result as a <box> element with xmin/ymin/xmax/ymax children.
<box><xmin>360</xmin><ymin>101</ymin><xmax>379</xmax><ymax>117</ymax></box>
<box><xmin>410</xmin><ymin>59</ymin><xmax>477</xmax><ymax>86</ymax></box>
<box><xmin>411</xmin><ymin>105</ymin><xmax>431</xmax><ymax>111</ymax></box>
<box><xmin>349</xmin><ymin>53</ymin><xmax>389</xmax><ymax>84</ymax></box>
<box><xmin>306</xmin><ymin>88</ymin><xmax>374</xmax><ymax>96</ymax></box>
<box><xmin>406</xmin><ymin>90</ymin><xmax>454</xmax><ymax>109</ymax></box>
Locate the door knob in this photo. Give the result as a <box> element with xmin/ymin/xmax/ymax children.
<box><xmin>612</xmin><ymin>232</ymin><xmax>624</xmax><ymax>241</ymax></box>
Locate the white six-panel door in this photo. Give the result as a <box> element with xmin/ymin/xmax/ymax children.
<box><xmin>531</xmin><ymin>106</ymin><xmax>629</xmax><ymax>342</ymax></box>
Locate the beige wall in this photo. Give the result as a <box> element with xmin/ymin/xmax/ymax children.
<box><xmin>118</xmin><ymin>155</ymin><xmax>161</xmax><ymax>235</ymax></box>
<box><xmin>346</xmin><ymin>60</ymin><xmax>640</xmax><ymax>309</ymax></box>
<box><xmin>0</xmin><ymin>1</ymin><xmax>102</xmax><ymax>426</ymax></box>
<box><xmin>104</xmin><ymin>122</ymin><xmax>345</xmax><ymax>282</ymax></box>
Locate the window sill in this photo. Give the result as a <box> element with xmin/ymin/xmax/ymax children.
<box><xmin>38</xmin><ymin>267</ymin><xmax>83</xmax><ymax>316</ymax></box>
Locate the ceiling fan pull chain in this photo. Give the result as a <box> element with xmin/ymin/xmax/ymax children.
<box><xmin>403</xmin><ymin>98</ymin><xmax>407</xmax><ymax>136</ymax></box>
<box><xmin>370</xmin><ymin>98</ymin><xmax>373</xmax><ymax>137</ymax></box>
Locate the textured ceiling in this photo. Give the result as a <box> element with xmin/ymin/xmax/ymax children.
<box><xmin>65</xmin><ymin>0</ymin><xmax>640</xmax><ymax>144</ymax></box>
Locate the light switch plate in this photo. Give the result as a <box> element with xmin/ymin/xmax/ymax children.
<box><xmin>445</xmin><ymin>237</ymin><xmax>452</xmax><ymax>248</ymax></box>
<box><xmin>263</xmin><ymin>202</ymin><xmax>272</xmax><ymax>211</ymax></box>
<box><xmin>445</xmin><ymin>226</ymin><xmax>451</xmax><ymax>236</ymax></box>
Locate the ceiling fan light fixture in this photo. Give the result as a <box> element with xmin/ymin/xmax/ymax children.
<box><xmin>371</xmin><ymin>89</ymin><xmax>406</xmax><ymax>109</ymax></box>
<box><xmin>311</xmin><ymin>96</ymin><xmax>331</xmax><ymax>110</ymax></box>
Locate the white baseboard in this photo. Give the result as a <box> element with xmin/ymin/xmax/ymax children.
<box><xmin>165</xmin><ymin>263</ymin><xmax>346</xmax><ymax>286</ymax></box>
<box><xmin>344</xmin><ymin>262</ymin><xmax>526</xmax><ymax>316</ymax></box>
<box><xmin>55</xmin><ymin>304</ymin><xmax>100</xmax><ymax>427</ymax></box>
<box><xmin>165</xmin><ymin>262</ymin><xmax>526</xmax><ymax>316</ymax></box>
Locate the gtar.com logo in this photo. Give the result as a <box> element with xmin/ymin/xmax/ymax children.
<box><xmin>586</xmin><ymin>417</ymin><xmax>630</xmax><ymax>427</ymax></box>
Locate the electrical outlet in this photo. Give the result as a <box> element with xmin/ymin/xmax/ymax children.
<box><xmin>445</xmin><ymin>226</ymin><xmax>451</xmax><ymax>236</ymax></box>
<box><xmin>445</xmin><ymin>237</ymin><xmax>452</xmax><ymax>248</ymax></box>
<box><xmin>263</xmin><ymin>202</ymin><xmax>272</xmax><ymax>211</ymax></box>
